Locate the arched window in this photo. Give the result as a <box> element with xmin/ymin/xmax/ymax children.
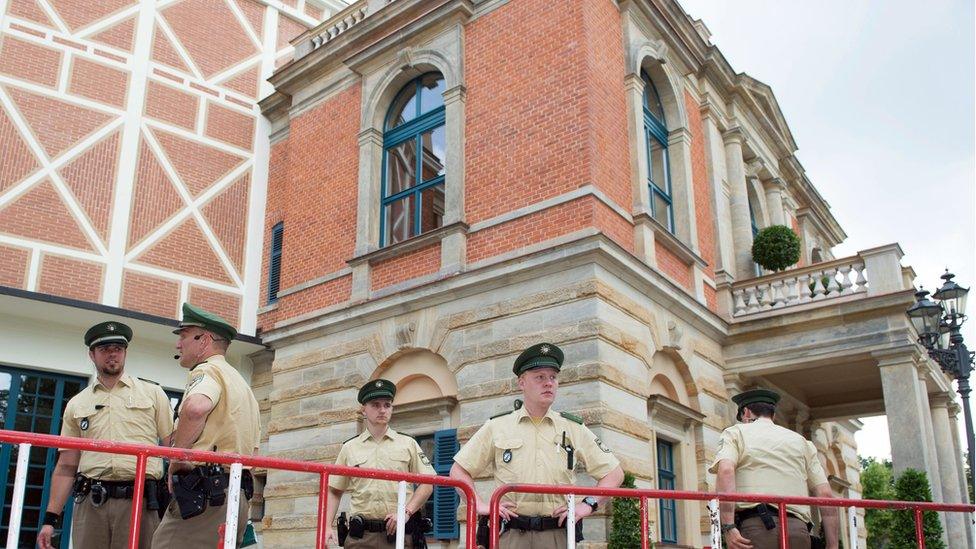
<box><xmin>642</xmin><ymin>71</ymin><xmax>673</xmax><ymax>232</ymax></box>
<box><xmin>381</xmin><ymin>73</ymin><xmax>446</xmax><ymax>246</ymax></box>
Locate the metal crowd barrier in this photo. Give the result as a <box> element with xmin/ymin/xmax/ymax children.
<box><xmin>0</xmin><ymin>429</ymin><xmax>478</xmax><ymax>549</ymax></box>
<box><xmin>488</xmin><ymin>483</ymin><xmax>976</xmax><ymax>549</ymax></box>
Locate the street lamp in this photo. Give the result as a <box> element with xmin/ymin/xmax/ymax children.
<box><xmin>908</xmin><ymin>270</ymin><xmax>974</xmax><ymax>495</ymax></box>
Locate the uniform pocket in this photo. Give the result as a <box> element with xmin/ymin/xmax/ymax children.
<box><xmin>493</xmin><ymin>438</ymin><xmax>523</xmax><ymax>481</ymax></box>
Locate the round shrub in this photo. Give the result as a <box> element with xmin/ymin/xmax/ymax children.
<box><xmin>751</xmin><ymin>225</ymin><xmax>801</xmax><ymax>272</ymax></box>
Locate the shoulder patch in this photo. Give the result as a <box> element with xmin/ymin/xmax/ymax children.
<box><xmin>137</xmin><ymin>377</ymin><xmax>160</xmax><ymax>385</ymax></box>
<box><xmin>560</xmin><ymin>411</ymin><xmax>584</xmax><ymax>425</ymax></box>
<box><xmin>490</xmin><ymin>409</ymin><xmax>515</xmax><ymax>420</ymax></box>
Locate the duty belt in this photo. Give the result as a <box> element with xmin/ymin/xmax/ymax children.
<box><xmin>73</xmin><ymin>475</ymin><xmax>162</xmax><ymax>509</ymax></box>
<box><xmin>505</xmin><ymin>515</ymin><xmax>562</xmax><ymax>531</ymax></box>
<box><xmin>735</xmin><ymin>504</ymin><xmax>812</xmax><ymax>531</ymax></box>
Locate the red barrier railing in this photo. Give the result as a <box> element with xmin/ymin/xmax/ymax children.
<box><xmin>0</xmin><ymin>429</ymin><xmax>478</xmax><ymax>549</ymax></box>
<box><xmin>488</xmin><ymin>483</ymin><xmax>975</xmax><ymax>548</ymax></box>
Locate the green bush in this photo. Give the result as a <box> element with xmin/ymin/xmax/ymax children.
<box><xmin>751</xmin><ymin>225</ymin><xmax>801</xmax><ymax>272</ymax></box>
<box><xmin>608</xmin><ymin>472</ymin><xmax>649</xmax><ymax>549</ymax></box>
<box><xmin>890</xmin><ymin>469</ymin><xmax>945</xmax><ymax>549</ymax></box>
<box><xmin>860</xmin><ymin>457</ymin><xmax>895</xmax><ymax>549</ymax></box>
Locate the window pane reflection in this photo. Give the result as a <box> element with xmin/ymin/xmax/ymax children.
<box><xmin>384</xmin><ymin>195</ymin><xmax>415</xmax><ymax>245</ymax></box>
<box><xmin>418</xmin><ymin>74</ymin><xmax>445</xmax><ymax>115</ymax></box>
<box><xmin>420</xmin><ymin>126</ymin><xmax>446</xmax><ymax>182</ymax></box>
<box><xmin>419</xmin><ymin>184</ymin><xmax>445</xmax><ymax>234</ymax></box>
<box><xmin>386</xmin><ymin>139</ymin><xmax>418</xmax><ymax>196</ymax></box>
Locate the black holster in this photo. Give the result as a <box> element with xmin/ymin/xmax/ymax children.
<box><xmin>348</xmin><ymin>514</ymin><xmax>365</xmax><ymax>539</ymax></box>
<box><xmin>574</xmin><ymin>519</ymin><xmax>584</xmax><ymax>542</ymax></box>
<box><xmin>407</xmin><ymin>511</ymin><xmax>431</xmax><ymax>548</ymax></box>
<box><xmin>476</xmin><ymin>516</ymin><xmax>490</xmax><ymax>549</ymax></box>
<box><xmin>172</xmin><ymin>468</ymin><xmax>209</xmax><ymax>520</ymax></box>
<box><xmin>337</xmin><ymin>512</ymin><xmax>348</xmax><ymax>546</ymax></box>
<box><xmin>144</xmin><ymin>478</ymin><xmax>160</xmax><ymax>511</ymax></box>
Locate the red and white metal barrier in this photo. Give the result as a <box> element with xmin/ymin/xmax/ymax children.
<box><xmin>488</xmin><ymin>483</ymin><xmax>976</xmax><ymax>549</ymax></box>
<box><xmin>0</xmin><ymin>429</ymin><xmax>479</xmax><ymax>549</ymax></box>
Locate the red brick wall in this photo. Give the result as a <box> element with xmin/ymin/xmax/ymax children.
<box><xmin>278</xmin><ymin>85</ymin><xmax>360</xmax><ymax>288</ymax></box>
<box><xmin>0</xmin><ymin>244</ymin><xmax>30</xmax><ymax>289</ymax></box>
<box><xmin>188</xmin><ymin>284</ymin><xmax>241</xmax><ymax>324</ymax></box>
<box><xmin>272</xmin><ymin>274</ymin><xmax>352</xmax><ymax>324</ymax></box>
<box><xmin>121</xmin><ymin>270</ymin><xmax>181</xmax><ymax>318</ymax></box>
<box><xmin>686</xmin><ymin>92</ymin><xmax>715</xmax><ymax>269</ymax></box>
<box><xmin>37</xmin><ymin>254</ymin><xmax>103</xmax><ymax>301</ymax></box>
<box><xmin>464</xmin><ymin>0</ymin><xmax>590</xmax><ymax>225</ymax></box>
<box><xmin>371</xmin><ymin>243</ymin><xmax>440</xmax><ymax>292</ymax></box>
<box><xmin>581</xmin><ymin>0</ymin><xmax>632</xmax><ymax>215</ymax></box>
<box><xmin>654</xmin><ymin>241</ymin><xmax>692</xmax><ymax>291</ymax></box>
<box><xmin>145</xmin><ymin>81</ymin><xmax>199</xmax><ymax>131</ymax></box>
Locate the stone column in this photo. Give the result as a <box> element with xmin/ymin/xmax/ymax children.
<box><xmin>625</xmin><ymin>73</ymin><xmax>656</xmax><ymax>267</ymax></box>
<box><xmin>877</xmin><ymin>352</ymin><xmax>940</xmax><ymax>481</ymax></box>
<box><xmin>763</xmin><ymin>178</ymin><xmax>786</xmax><ymax>226</ymax></box>
<box><xmin>440</xmin><ymin>84</ymin><xmax>467</xmax><ymax>272</ymax></box>
<box><xmin>723</xmin><ymin>128</ymin><xmax>755</xmax><ymax>280</ymax></box>
<box><xmin>931</xmin><ymin>394</ymin><xmax>968</xmax><ymax>548</ymax></box>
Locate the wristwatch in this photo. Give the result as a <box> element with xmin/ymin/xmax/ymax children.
<box><xmin>43</xmin><ymin>511</ymin><xmax>62</xmax><ymax>529</ymax></box>
<box><xmin>581</xmin><ymin>496</ymin><xmax>598</xmax><ymax>512</ymax></box>
<box><xmin>721</xmin><ymin>523</ymin><xmax>737</xmax><ymax>534</ymax></box>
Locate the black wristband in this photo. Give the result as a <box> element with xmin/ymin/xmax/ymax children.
<box><xmin>44</xmin><ymin>511</ymin><xmax>62</xmax><ymax>528</ymax></box>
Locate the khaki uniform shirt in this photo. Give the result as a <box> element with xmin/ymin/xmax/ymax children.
<box><xmin>708</xmin><ymin>417</ymin><xmax>828</xmax><ymax>523</ymax></box>
<box><xmin>329</xmin><ymin>428</ymin><xmax>435</xmax><ymax>518</ymax></box>
<box><xmin>178</xmin><ymin>354</ymin><xmax>260</xmax><ymax>460</ymax></box>
<box><xmin>61</xmin><ymin>374</ymin><xmax>174</xmax><ymax>480</ymax></box>
<box><xmin>454</xmin><ymin>407</ymin><xmax>620</xmax><ymax>516</ymax></box>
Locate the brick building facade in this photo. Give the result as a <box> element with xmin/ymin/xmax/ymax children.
<box><xmin>0</xmin><ymin>0</ymin><xmax>343</xmax><ymax>546</ymax></box>
<box><xmin>256</xmin><ymin>0</ymin><xmax>970</xmax><ymax>547</ymax></box>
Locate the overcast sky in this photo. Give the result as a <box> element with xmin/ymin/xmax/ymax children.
<box><xmin>679</xmin><ymin>0</ymin><xmax>975</xmax><ymax>461</ymax></box>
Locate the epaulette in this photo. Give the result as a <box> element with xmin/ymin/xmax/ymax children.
<box><xmin>342</xmin><ymin>433</ymin><xmax>361</xmax><ymax>444</ymax></box>
<box><xmin>489</xmin><ymin>409</ymin><xmax>515</xmax><ymax>420</ymax></box>
<box><xmin>138</xmin><ymin>377</ymin><xmax>160</xmax><ymax>385</ymax></box>
<box><xmin>560</xmin><ymin>411</ymin><xmax>583</xmax><ymax>425</ymax></box>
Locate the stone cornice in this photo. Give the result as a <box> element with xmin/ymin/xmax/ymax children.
<box><xmin>262</xmin><ymin>232</ymin><xmax>728</xmax><ymax>347</ymax></box>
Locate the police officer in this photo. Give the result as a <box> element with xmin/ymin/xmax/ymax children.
<box><xmin>450</xmin><ymin>343</ymin><xmax>624</xmax><ymax>549</ymax></box>
<box><xmin>709</xmin><ymin>389</ymin><xmax>839</xmax><ymax>549</ymax></box>
<box><xmin>152</xmin><ymin>303</ymin><xmax>261</xmax><ymax>549</ymax></box>
<box><xmin>37</xmin><ymin>321</ymin><xmax>174</xmax><ymax>549</ymax></box>
<box><xmin>324</xmin><ymin>379</ymin><xmax>435</xmax><ymax>548</ymax></box>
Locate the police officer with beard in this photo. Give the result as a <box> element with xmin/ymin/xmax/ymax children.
<box><xmin>37</xmin><ymin>321</ymin><xmax>174</xmax><ymax>549</ymax></box>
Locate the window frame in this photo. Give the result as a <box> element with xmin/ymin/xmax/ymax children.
<box><xmin>268</xmin><ymin>222</ymin><xmax>283</xmax><ymax>303</ymax></box>
<box><xmin>642</xmin><ymin>71</ymin><xmax>675</xmax><ymax>233</ymax></box>
<box><xmin>380</xmin><ymin>73</ymin><xmax>447</xmax><ymax>247</ymax></box>
<box><xmin>656</xmin><ymin>438</ymin><xmax>678</xmax><ymax>544</ymax></box>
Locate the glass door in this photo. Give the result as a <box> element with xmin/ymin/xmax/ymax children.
<box><xmin>0</xmin><ymin>366</ymin><xmax>86</xmax><ymax>548</ymax></box>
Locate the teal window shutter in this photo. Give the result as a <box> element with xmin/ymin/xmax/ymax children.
<box><xmin>268</xmin><ymin>222</ymin><xmax>283</xmax><ymax>303</ymax></box>
<box><xmin>432</xmin><ymin>428</ymin><xmax>459</xmax><ymax>539</ymax></box>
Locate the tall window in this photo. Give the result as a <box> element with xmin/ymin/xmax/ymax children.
<box><xmin>0</xmin><ymin>366</ymin><xmax>86</xmax><ymax>548</ymax></box>
<box><xmin>268</xmin><ymin>222</ymin><xmax>283</xmax><ymax>303</ymax></box>
<box><xmin>748</xmin><ymin>197</ymin><xmax>762</xmax><ymax>277</ymax></box>
<box><xmin>657</xmin><ymin>439</ymin><xmax>678</xmax><ymax>544</ymax></box>
<box><xmin>642</xmin><ymin>71</ymin><xmax>673</xmax><ymax>233</ymax></box>
<box><xmin>381</xmin><ymin>73</ymin><xmax>447</xmax><ymax>246</ymax></box>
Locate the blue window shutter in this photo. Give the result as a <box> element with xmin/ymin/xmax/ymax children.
<box><xmin>432</xmin><ymin>428</ymin><xmax>459</xmax><ymax>539</ymax></box>
<box><xmin>268</xmin><ymin>222</ymin><xmax>283</xmax><ymax>302</ymax></box>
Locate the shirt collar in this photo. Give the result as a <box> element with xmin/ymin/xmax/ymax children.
<box><xmin>93</xmin><ymin>373</ymin><xmax>133</xmax><ymax>392</ymax></box>
<box><xmin>359</xmin><ymin>427</ymin><xmax>397</xmax><ymax>442</ymax></box>
<box><xmin>514</xmin><ymin>406</ymin><xmax>558</xmax><ymax>424</ymax></box>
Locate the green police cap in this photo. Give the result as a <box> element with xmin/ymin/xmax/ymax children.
<box><xmin>173</xmin><ymin>303</ymin><xmax>237</xmax><ymax>342</ymax></box>
<box><xmin>358</xmin><ymin>379</ymin><xmax>396</xmax><ymax>404</ymax></box>
<box><xmin>732</xmin><ymin>388</ymin><xmax>781</xmax><ymax>421</ymax></box>
<box><xmin>84</xmin><ymin>321</ymin><xmax>133</xmax><ymax>349</ymax></box>
<box><xmin>513</xmin><ymin>343</ymin><xmax>564</xmax><ymax>376</ymax></box>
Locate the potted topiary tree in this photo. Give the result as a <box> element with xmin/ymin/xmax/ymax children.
<box><xmin>751</xmin><ymin>225</ymin><xmax>801</xmax><ymax>272</ymax></box>
<box><xmin>890</xmin><ymin>469</ymin><xmax>946</xmax><ymax>549</ymax></box>
<box><xmin>608</xmin><ymin>472</ymin><xmax>650</xmax><ymax>548</ymax></box>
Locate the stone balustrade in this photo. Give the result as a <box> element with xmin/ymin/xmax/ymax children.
<box><xmin>295</xmin><ymin>0</ymin><xmax>399</xmax><ymax>59</ymax></box>
<box><xmin>731</xmin><ymin>256</ymin><xmax>870</xmax><ymax>317</ymax></box>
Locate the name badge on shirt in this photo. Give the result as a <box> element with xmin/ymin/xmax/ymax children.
<box><xmin>80</xmin><ymin>418</ymin><xmax>89</xmax><ymax>431</ymax></box>
<box><xmin>502</xmin><ymin>449</ymin><xmax>512</xmax><ymax>463</ymax></box>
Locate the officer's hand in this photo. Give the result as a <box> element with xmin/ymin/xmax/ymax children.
<box><xmin>383</xmin><ymin>512</ymin><xmax>401</xmax><ymax>535</ymax></box>
<box><xmin>37</xmin><ymin>524</ymin><xmax>56</xmax><ymax>549</ymax></box>
<box><xmin>324</xmin><ymin>526</ymin><xmax>338</xmax><ymax>547</ymax></box>
<box><xmin>552</xmin><ymin>502</ymin><xmax>592</xmax><ymax>526</ymax></box>
<box><xmin>476</xmin><ymin>500</ymin><xmax>518</xmax><ymax>520</ymax></box>
<box><xmin>723</xmin><ymin>527</ymin><xmax>753</xmax><ymax>549</ymax></box>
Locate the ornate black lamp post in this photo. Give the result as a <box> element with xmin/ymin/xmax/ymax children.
<box><xmin>907</xmin><ymin>270</ymin><xmax>974</xmax><ymax>492</ymax></box>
